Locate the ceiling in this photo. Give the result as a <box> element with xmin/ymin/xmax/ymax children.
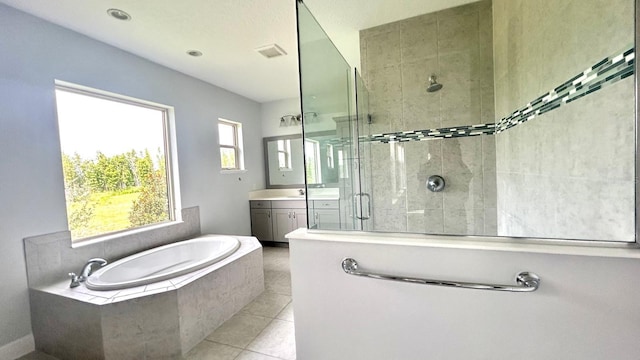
<box><xmin>0</xmin><ymin>0</ymin><xmax>477</xmax><ymax>103</ymax></box>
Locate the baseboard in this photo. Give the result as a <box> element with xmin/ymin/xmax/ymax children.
<box><xmin>0</xmin><ymin>334</ymin><xmax>34</xmax><ymax>360</ymax></box>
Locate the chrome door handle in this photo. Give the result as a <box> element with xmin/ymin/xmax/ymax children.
<box><xmin>341</xmin><ymin>258</ymin><xmax>540</xmax><ymax>293</ymax></box>
<box><xmin>361</xmin><ymin>193</ymin><xmax>371</xmax><ymax>220</ymax></box>
<box><xmin>354</xmin><ymin>193</ymin><xmax>371</xmax><ymax>220</ymax></box>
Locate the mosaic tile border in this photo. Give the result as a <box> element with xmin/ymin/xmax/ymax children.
<box><xmin>367</xmin><ymin>123</ymin><xmax>495</xmax><ymax>144</ymax></box>
<box><xmin>362</xmin><ymin>46</ymin><xmax>635</xmax><ymax>144</ymax></box>
<box><xmin>495</xmin><ymin>45</ymin><xmax>635</xmax><ymax>133</ymax></box>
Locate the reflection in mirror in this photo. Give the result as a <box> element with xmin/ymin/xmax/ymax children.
<box><xmin>298</xmin><ymin>0</ymin><xmax>636</xmax><ymax>242</ymax></box>
<box><xmin>264</xmin><ymin>131</ymin><xmax>340</xmax><ymax>188</ymax></box>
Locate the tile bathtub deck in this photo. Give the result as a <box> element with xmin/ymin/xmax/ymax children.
<box><xmin>18</xmin><ymin>245</ymin><xmax>295</xmax><ymax>360</ymax></box>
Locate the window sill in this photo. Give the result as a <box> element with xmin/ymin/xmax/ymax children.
<box><xmin>220</xmin><ymin>169</ymin><xmax>248</xmax><ymax>174</ymax></box>
<box><xmin>72</xmin><ymin>220</ymin><xmax>184</xmax><ymax>249</ymax></box>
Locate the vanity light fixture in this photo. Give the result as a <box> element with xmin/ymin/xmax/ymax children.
<box><xmin>304</xmin><ymin>112</ymin><xmax>318</xmax><ymax>122</ymax></box>
<box><xmin>107</xmin><ymin>8</ymin><xmax>131</xmax><ymax>21</ymax></box>
<box><xmin>279</xmin><ymin>112</ymin><xmax>318</xmax><ymax>127</ymax></box>
<box><xmin>280</xmin><ymin>114</ymin><xmax>301</xmax><ymax>127</ymax></box>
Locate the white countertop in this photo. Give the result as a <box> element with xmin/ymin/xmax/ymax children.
<box><xmin>249</xmin><ymin>188</ymin><xmax>339</xmax><ymax>201</ymax></box>
<box><xmin>250</xmin><ymin>195</ymin><xmax>339</xmax><ymax>201</ymax></box>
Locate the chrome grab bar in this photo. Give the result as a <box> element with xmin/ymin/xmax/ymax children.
<box><xmin>341</xmin><ymin>258</ymin><xmax>540</xmax><ymax>293</ymax></box>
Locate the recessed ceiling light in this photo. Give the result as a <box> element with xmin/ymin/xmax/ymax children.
<box><xmin>255</xmin><ymin>44</ymin><xmax>287</xmax><ymax>59</ymax></box>
<box><xmin>107</xmin><ymin>8</ymin><xmax>131</xmax><ymax>21</ymax></box>
<box><xmin>187</xmin><ymin>50</ymin><xmax>203</xmax><ymax>57</ymax></box>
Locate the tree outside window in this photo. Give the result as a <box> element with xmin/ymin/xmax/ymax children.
<box><xmin>55</xmin><ymin>84</ymin><xmax>176</xmax><ymax>242</ymax></box>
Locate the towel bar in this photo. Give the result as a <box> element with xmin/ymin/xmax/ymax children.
<box><xmin>341</xmin><ymin>258</ymin><xmax>540</xmax><ymax>292</ymax></box>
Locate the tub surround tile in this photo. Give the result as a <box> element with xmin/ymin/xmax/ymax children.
<box><xmin>30</xmin><ymin>290</ymin><xmax>104</xmax><ymax>360</ymax></box>
<box><xmin>24</xmin><ymin>206</ymin><xmax>201</xmax><ymax>290</ymax></box>
<box><xmin>145</xmin><ymin>280</ymin><xmax>174</xmax><ymax>292</ymax></box>
<box><xmin>28</xmin><ymin>235</ymin><xmax>264</xmax><ymax>359</ymax></box>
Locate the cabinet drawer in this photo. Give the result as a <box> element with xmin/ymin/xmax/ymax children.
<box><xmin>313</xmin><ymin>200</ymin><xmax>339</xmax><ymax>209</ymax></box>
<box><xmin>271</xmin><ymin>200</ymin><xmax>306</xmax><ymax>209</ymax></box>
<box><xmin>250</xmin><ymin>200</ymin><xmax>271</xmax><ymax>209</ymax></box>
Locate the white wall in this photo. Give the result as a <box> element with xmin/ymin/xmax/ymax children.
<box><xmin>289</xmin><ymin>231</ymin><xmax>640</xmax><ymax>360</ymax></box>
<box><xmin>0</xmin><ymin>4</ymin><xmax>264</xmax><ymax>351</ymax></box>
<box><xmin>261</xmin><ymin>97</ymin><xmax>303</xmax><ymax>138</ymax></box>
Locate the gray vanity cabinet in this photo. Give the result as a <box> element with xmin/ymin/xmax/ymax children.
<box><xmin>250</xmin><ymin>201</ymin><xmax>273</xmax><ymax>241</ymax></box>
<box><xmin>250</xmin><ymin>200</ymin><xmax>306</xmax><ymax>243</ymax></box>
<box><xmin>310</xmin><ymin>200</ymin><xmax>340</xmax><ymax>230</ymax></box>
<box><xmin>271</xmin><ymin>200</ymin><xmax>307</xmax><ymax>243</ymax></box>
<box><xmin>309</xmin><ymin>200</ymin><xmax>340</xmax><ymax>230</ymax></box>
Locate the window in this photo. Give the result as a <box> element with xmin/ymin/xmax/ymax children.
<box><xmin>219</xmin><ymin>119</ymin><xmax>244</xmax><ymax>170</ymax></box>
<box><xmin>277</xmin><ymin>139</ymin><xmax>292</xmax><ymax>170</ymax></box>
<box><xmin>326</xmin><ymin>144</ymin><xmax>334</xmax><ymax>169</ymax></box>
<box><xmin>304</xmin><ymin>139</ymin><xmax>321</xmax><ymax>183</ymax></box>
<box><xmin>55</xmin><ymin>83</ymin><xmax>176</xmax><ymax>242</ymax></box>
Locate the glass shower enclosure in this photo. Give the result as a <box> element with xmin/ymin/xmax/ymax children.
<box><xmin>296</xmin><ymin>0</ymin><xmax>636</xmax><ymax>242</ymax></box>
<box><xmin>296</xmin><ymin>1</ymin><xmax>372</xmax><ymax>231</ymax></box>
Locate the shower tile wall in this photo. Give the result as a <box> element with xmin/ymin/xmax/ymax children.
<box><xmin>359</xmin><ymin>0</ymin><xmax>497</xmax><ymax>235</ymax></box>
<box><xmin>493</xmin><ymin>0</ymin><xmax>635</xmax><ymax>241</ymax></box>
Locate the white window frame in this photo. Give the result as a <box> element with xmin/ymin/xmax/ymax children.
<box><xmin>54</xmin><ymin>80</ymin><xmax>181</xmax><ymax>243</ymax></box>
<box><xmin>277</xmin><ymin>139</ymin><xmax>292</xmax><ymax>170</ymax></box>
<box><xmin>218</xmin><ymin>118</ymin><xmax>245</xmax><ymax>172</ymax></box>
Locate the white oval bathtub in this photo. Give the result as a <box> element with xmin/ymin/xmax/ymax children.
<box><xmin>86</xmin><ymin>234</ymin><xmax>240</xmax><ymax>291</ymax></box>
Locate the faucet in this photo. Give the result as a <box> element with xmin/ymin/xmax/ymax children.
<box><xmin>69</xmin><ymin>258</ymin><xmax>108</xmax><ymax>288</ymax></box>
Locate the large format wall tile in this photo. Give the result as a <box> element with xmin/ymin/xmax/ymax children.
<box><xmin>360</xmin><ymin>0</ymin><xmax>496</xmax><ymax>235</ymax></box>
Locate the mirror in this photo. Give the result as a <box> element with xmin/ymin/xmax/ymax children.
<box><xmin>264</xmin><ymin>131</ymin><xmax>339</xmax><ymax>188</ymax></box>
<box><xmin>298</xmin><ymin>0</ymin><xmax>636</xmax><ymax>242</ymax></box>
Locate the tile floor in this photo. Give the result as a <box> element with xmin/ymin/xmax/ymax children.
<box><xmin>18</xmin><ymin>246</ymin><xmax>295</xmax><ymax>360</ymax></box>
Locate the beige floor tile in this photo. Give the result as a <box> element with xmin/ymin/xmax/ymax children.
<box><xmin>183</xmin><ymin>340</ymin><xmax>242</xmax><ymax>360</ymax></box>
<box><xmin>241</xmin><ymin>291</ymin><xmax>291</xmax><ymax>318</ymax></box>
<box><xmin>264</xmin><ymin>271</ymin><xmax>292</xmax><ymax>296</ymax></box>
<box><xmin>234</xmin><ymin>350</ymin><xmax>284</xmax><ymax>360</ymax></box>
<box><xmin>206</xmin><ymin>313</ymin><xmax>271</xmax><ymax>348</ymax></box>
<box><xmin>262</xmin><ymin>248</ymin><xmax>291</xmax><ymax>273</ymax></box>
<box><xmin>275</xmin><ymin>302</ymin><xmax>294</xmax><ymax>322</ymax></box>
<box><xmin>246</xmin><ymin>319</ymin><xmax>296</xmax><ymax>360</ymax></box>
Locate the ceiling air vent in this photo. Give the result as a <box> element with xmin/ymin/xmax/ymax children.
<box><xmin>255</xmin><ymin>44</ymin><xmax>287</xmax><ymax>59</ymax></box>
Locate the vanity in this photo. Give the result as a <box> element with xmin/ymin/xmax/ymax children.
<box><xmin>249</xmin><ymin>191</ymin><xmax>340</xmax><ymax>243</ymax></box>
<box><xmin>253</xmin><ymin>131</ymin><xmax>341</xmax><ymax>243</ymax></box>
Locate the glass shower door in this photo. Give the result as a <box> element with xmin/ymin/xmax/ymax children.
<box><xmin>354</xmin><ymin>69</ymin><xmax>373</xmax><ymax>231</ymax></box>
<box><xmin>296</xmin><ymin>0</ymin><xmax>360</xmax><ymax>231</ymax></box>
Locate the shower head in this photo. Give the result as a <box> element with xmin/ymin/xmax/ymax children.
<box><xmin>427</xmin><ymin>74</ymin><xmax>443</xmax><ymax>93</ymax></box>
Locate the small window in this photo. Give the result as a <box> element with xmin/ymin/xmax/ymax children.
<box><xmin>305</xmin><ymin>139</ymin><xmax>322</xmax><ymax>183</ymax></box>
<box><xmin>326</xmin><ymin>144</ymin><xmax>334</xmax><ymax>169</ymax></box>
<box><xmin>55</xmin><ymin>83</ymin><xmax>177</xmax><ymax>242</ymax></box>
<box><xmin>219</xmin><ymin>119</ymin><xmax>244</xmax><ymax>171</ymax></box>
<box><xmin>277</xmin><ymin>139</ymin><xmax>292</xmax><ymax>170</ymax></box>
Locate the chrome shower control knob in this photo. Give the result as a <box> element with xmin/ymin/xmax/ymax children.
<box><xmin>427</xmin><ymin>175</ymin><xmax>445</xmax><ymax>192</ymax></box>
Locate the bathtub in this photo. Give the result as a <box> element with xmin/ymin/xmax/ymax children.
<box><xmin>86</xmin><ymin>234</ymin><xmax>241</xmax><ymax>290</ymax></box>
<box><xmin>29</xmin><ymin>234</ymin><xmax>264</xmax><ymax>359</ymax></box>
